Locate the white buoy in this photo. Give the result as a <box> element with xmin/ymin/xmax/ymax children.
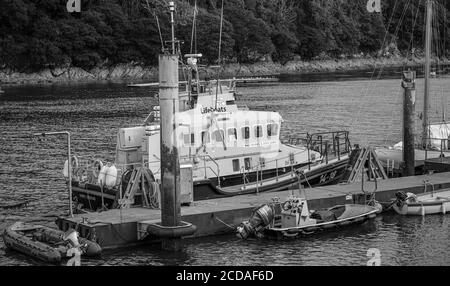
<box><xmin>105</xmin><ymin>165</ymin><xmax>118</xmax><ymax>188</ymax></box>
<box><xmin>63</xmin><ymin>160</ymin><xmax>69</xmax><ymax>178</ymax></box>
<box><xmin>98</xmin><ymin>165</ymin><xmax>108</xmax><ymax>186</ymax></box>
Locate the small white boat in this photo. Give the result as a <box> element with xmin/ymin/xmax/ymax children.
<box><xmin>393</xmin><ymin>190</ymin><xmax>450</xmax><ymax>215</ymax></box>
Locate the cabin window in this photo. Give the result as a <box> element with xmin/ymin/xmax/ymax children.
<box><xmin>201</xmin><ymin>131</ymin><xmax>210</xmax><ymax>144</ymax></box>
<box><xmin>232</xmin><ymin>159</ymin><xmax>240</xmax><ymax>172</ymax></box>
<box><xmin>212</xmin><ymin>129</ymin><xmax>225</xmax><ymax>142</ymax></box>
<box><xmin>267</xmin><ymin>123</ymin><xmax>279</xmax><ymax>138</ymax></box>
<box><xmin>226</xmin><ymin>100</ymin><xmax>235</xmax><ymax>105</ymax></box>
<box><xmin>255</xmin><ymin>125</ymin><xmax>263</xmax><ymax>138</ymax></box>
<box><xmin>228</xmin><ymin>128</ymin><xmax>237</xmax><ymax>141</ymax></box>
<box><xmin>183</xmin><ymin>133</ymin><xmax>195</xmax><ymax>146</ymax></box>
<box><xmin>241</xmin><ymin>126</ymin><xmax>250</xmax><ymax>140</ymax></box>
<box><xmin>244</xmin><ymin>157</ymin><xmax>252</xmax><ymax>170</ymax></box>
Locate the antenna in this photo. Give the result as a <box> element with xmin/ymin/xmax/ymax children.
<box><xmin>169</xmin><ymin>1</ymin><xmax>176</xmax><ymax>54</ymax></box>
<box><xmin>214</xmin><ymin>0</ymin><xmax>225</xmax><ymax>109</ymax></box>
<box><xmin>190</xmin><ymin>0</ymin><xmax>198</xmax><ymax>54</ymax></box>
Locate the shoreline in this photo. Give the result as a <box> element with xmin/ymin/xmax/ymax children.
<box><xmin>0</xmin><ymin>56</ymin><xmax>446</xmax><ymax>86</ymax></box>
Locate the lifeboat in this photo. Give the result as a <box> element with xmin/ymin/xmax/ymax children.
<box><xmin>2</xmin><ymin>222</ymin><xmax>101</xmax><ymax>264</ymax></box>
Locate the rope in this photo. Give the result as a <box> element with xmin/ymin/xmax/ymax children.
<box><xmin>148</xmin><ymin>182</ymin><xmax>160</xmax><ymax>209</ymax></box>
<box><xmin>405</xmin><ymin>0</ymin><xmax>421</xmax><ymax>62</ymax></box>
<box><xmin>348</xmin><ymin>0</ymin><xmax>401</xmax><ymax>137</ymax></box>
<box><xmin>213</xmin><ymin>215</ymin><xmax>235</xmax><ymax>230</ymax></box>
<box><xmin>143</xmin><ymin>0</ymin><xmax>164</xmax><ymax>52</ymax></box>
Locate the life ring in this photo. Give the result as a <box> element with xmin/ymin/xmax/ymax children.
<box><xmin>92</xmin><ymin>160</ymin><xmax>103</xmax><ymax>178</ymax></box>
<box><xmin>282</xmin><ymin>201</ymin><xmax>292</xmax><ymax>211</ymax></box>
<box><xmin>71</xmin><ymin>156</ymin><xmax>79</xmax><ymax>171</ymax></box>
<box><xmin>63</xmin><ymin>156</ymin><xmax>79</xmax><ymax>178</ymax></box>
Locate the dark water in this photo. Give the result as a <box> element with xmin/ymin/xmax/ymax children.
<box><xmin>1</xmin><ymin>74</ymin><xmax>450</xmax><ymax>266</ymax></box>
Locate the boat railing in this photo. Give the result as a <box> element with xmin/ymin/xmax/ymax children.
<box><xmin>239</xmin><ymin>149</ymin><xmax>310</xmax><ymax>190</ymax></box>
<box><xmin>283</xmin><ymin>131</ymin><xmax>351</xmax><ymax>164</ymax></box>
<box><xmin>142</xmin><ymin>111</ymin><xmax>161</xmax><ymax>126</ymax></box>
<box><xmin>423</xmin><ymin>137</ymin><xmax>450</xmax><ymax>173</ymax></box>
<box><xmin>308</xmin><ymin>131</ymin><xmax>351</xmax><ymax>159</ymax></box>
<box><xmin>241</xmin><ymin>166</ymin><xmax>250</xmax><ymax>190</ymax></box>
<box><xmin>185</xmin><ymin>154</ymin><xmax>221</xmax><ymax>187</ymax></box>
<box><xmin>70</xmin><ymin>154</ymin><xmax>161</xmax><ymax>188</ymax></box>
<box><xmin>423</xmin><ymin>179</ymin><xmax>435</xmax><ymax>196</ymax></box>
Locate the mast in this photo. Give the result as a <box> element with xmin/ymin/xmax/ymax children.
<box><xmin>422</xmin><ymin>0</ymin><xmax>433</xmax><ymax>148</ymax></box>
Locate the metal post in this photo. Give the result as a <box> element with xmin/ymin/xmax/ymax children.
<box><xmin>159</xmin><ymin>2</ymin><xmax>182</xmax><ymax>251</ymax></box>
<box><xmin>67</xmin><ymin>132</ymin><xmax>72</xmax><ymax>217</ymax></box>
<box><xmin>160</xmin><ymin>54</ymin><xmax>181</xmax><ymax>220</ymax></box>
<box><xmin>275</xmin><ymin>159</ymin><xmax>279</xmax><ymax>181</ymax></box>
<box><xmin>256</xmin><ymin>167</ymin><xmax>259</xmax><ymax>195</ymax></box>
<box><xmin>402</xmin><ymin>70</ymin><xmax>416</xmax><ymax>176</ymax></box>
<box><xmin>336</xmin><ymin>136</ymin><xmax>340</xmax><ymax>161</ymax></box>
<box><xmin>422</xmin><ymin>0</ymin><xmax>433</xmax><ymax>148</ymax></box>
<box><xmin>34</xmin><ymin>131</ymin><xmax>73</xmax><ymax>217</ymax></box>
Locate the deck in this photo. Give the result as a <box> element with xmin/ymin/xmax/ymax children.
<box><xmin>56</xmin><ymin>171</ymin><xmax>450</xmax><ymax>249</ymax></box>
<box><xmin>424</xmin><ymin>157</ymin><xmax>450</xmax><ymax>173</ymax></box>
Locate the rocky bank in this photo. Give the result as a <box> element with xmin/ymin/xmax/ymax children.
<box><xmin>0</xmin><ymin>56</ymin><xmax>444</xmax><ymax>85</ymax></box>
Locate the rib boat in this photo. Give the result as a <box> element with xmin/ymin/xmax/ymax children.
<box><xmin>237</xmin><ymin>195</ymin><xmax>379</xmax><ymax>240</ymax></box>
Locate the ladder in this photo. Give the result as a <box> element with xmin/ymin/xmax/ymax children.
<box><xmin>342</xmin><ymin>146</ymin><xmax>388</xmax><ymax>184</ymax></box>
<box><xmin>386</xmin><ymin>159</ymin><xmax>395</xmax><ymax>177</ymax></box>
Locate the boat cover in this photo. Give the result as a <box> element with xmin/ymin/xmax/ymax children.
<box><xmin>310</xmin><ymin>210</ymin><xmax>336</xmax><ymax>222</ymax></box>
<box><xmin>428</xmin><ymin>123</ymin><xmax>450</xmax><ymax>150</ymax></box>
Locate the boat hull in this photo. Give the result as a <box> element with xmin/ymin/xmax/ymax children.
<box><xmin>3</xmin><ymin>226</ymin><xmax>62</xmax><ymax>263</ymax></box>
<box><xmin>263</xmin><ymin>204</ymin><xmax>378</xmax><ymax>240</ymax></box>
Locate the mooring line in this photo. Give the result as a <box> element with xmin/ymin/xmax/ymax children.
<box><xmin>213</xmin><ymin>215</ymin><xmax>236</xmax><ymax>230</ymax></box>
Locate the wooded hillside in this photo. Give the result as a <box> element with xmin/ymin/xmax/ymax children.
<box><xmin>0</xmin><ymin>0</ymin><xmax>449</xmax><ymax>72</ymax></box>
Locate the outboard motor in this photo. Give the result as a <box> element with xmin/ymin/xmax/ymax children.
<box><xmin>395</xmin><ymin>191</ymin><xmax>417</xmax><ymax>208</ymax></box>
<box><xmin>63</xmin><ymin>229</ymin><xmax>80</xmax><ymax>248</ymax></box>
<box><xmin>236</xmin><ymin>204</ymin><xmax>274</xmax><ymax>240</ymax></box>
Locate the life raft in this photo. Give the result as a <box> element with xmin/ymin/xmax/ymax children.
<box><xmin>2</xmin><ymin>222</ymin><xmax>101</xmax><ymax>264</ymax></box>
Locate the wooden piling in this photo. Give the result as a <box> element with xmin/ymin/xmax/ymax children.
<box><xmin>401</xmin><ymin>70</ymin><xmax>416</xmax><ymax>176</ymax></box>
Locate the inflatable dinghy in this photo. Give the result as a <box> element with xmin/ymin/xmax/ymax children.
<box><xmin>2</xmin><ymin>222</ymin><xmax>101</xmax><ymax>263</ymax></box>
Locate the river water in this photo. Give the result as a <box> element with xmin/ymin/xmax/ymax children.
<box><xmin>1</xmin><ymin>73</ymin><xmax>450</xmax><ymax>266</ymax></box>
